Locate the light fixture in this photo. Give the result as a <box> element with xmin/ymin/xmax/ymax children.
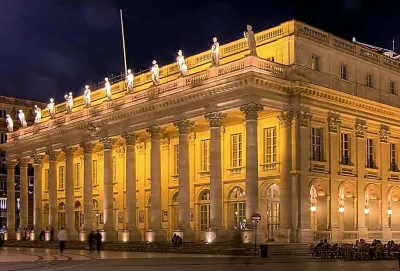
<box><xmin>364</xmin><ymin>207</ymin><xmax>369</xmax><ymax>214</ymax></box>
<box><xmin>311</xmin><ymin>205</ymin><xmax>317</xmax><ymax>212</ymax></box>
<box><xmin>339</xmin><ymin>206</ymin><xmax>345</xmax><ymax>213</ymax></box>
<box><xmin>388</xmin><ymin>208</ymin><xmax>393</xmax><ymax>215</ymax></box>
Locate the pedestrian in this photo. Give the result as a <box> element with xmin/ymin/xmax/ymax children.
<box><xmin>50</xmin><ymin>227</ymin><xmax>54</xmax><ymax>241</ymax></box>
<box><xmin>95</xmin><ymin>230</ymin><xmax>102</xmax><ymax>253</ymax></box>
<box><xmin>57</xmin><ymin>227</ymin><xmax>68</xmax><ymax>253</ymax></box>
<box><xmin>88</xmin><ymin>231</ymin><xmax>95</xmax><ymax>253</ymax></box>
<box><xmin>0</xmin><ymin>233</ymin><xmax>4</xmax><ymax>249</ymax></box>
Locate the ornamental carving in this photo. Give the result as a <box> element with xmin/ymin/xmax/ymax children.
<box><xmin>122</xmin><ymin>132</ymin><xmax>137</xmax><ymax>145</ymax></box>
<box><xmin>6</xmin><ymin>160</ymin><xmax>16</xmax><ymax>169</ymax></box>
<box><xmin>18</xmin><ymin>158</ymin><xmax>30</xmax><ymax>167</ymax></box>
<box><xmin>116</xmin><ymin>146</ymin><xmax>125</xmax><ymax>157</ymax></box>
<box><xmin>355</xmin><ymin>124</ymin><xmax>367</xmax><ymax>138</ymax></box>
<box><xmin>173</xmin><ymin>120</ymin><xmax>194</xmax><ymax>134</ymax></box>
<box><xmin>46</xmin><ymin>149</ymin><xmax>58</xmax><ymax>161</ymax></box>
<box><xmin>297</xmin><ymin>111</ymin><xmax>312</xmax><ymax>127</ymax></box>
<box><xmin>32</xmin><ymin>154</ymin><xmax>43</xmax><ymax>165</ymax></box>
<box><xmin>277</xmin><ymin>111</ymin><xmax>294</xmax><ymax>127</ymax></box>
<box><xmin>204</xmin><ymin>112</ymin><xmax>227</xmax><ymax>127</ymax></box>
<box><xmin>189</xmin><ymin>132</ymin><xmax>196</xmax><ymax>144</ymax></box>
<box><xmin>160</xmin><ymin>137</ymin><xmax>170</xmax><ymax>150</ymax></box>
<box><xmin>328</xmin><ymin>118</ymin><xmax>342</xmax><ymax>133</ymax></box>
<box><xmin>146</xmin><ymin>126</ymin><xmax>164</xmax><ymax>140</ymax></box>
<box><xmin>136</xmin><ymin>142</ymin><xmax>146</xmax><ymax>153</ymax></box>
<box><xmin>379</xmin><ymin>128</ymin><xmax>391</xmax><ymax>143</ymax></box>
<box><xmin>100</xmin><ymin>137</ymin><xmax>114</xmax><ymax>150</ymax></box>
<box><xmin>86</xmin><ymin>121</ymin><xmax>105</xmax><ymax>140</ymax></box>
<box><xmin>62</xmin><ymin>146</ymin><xmax>77</xmax><ymax>158</ymax></box>
<box><xmin>239</xmin><ymin>103</ymin><xmax>264</xmax><ymax>120</ymax></box>
<box><xmin>80</xmin><ymin>142</ymin><xmax>95</xmax><ymax>154</ymax></box>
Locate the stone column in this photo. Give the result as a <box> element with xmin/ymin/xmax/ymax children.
<box><xmin>47</xmin><ymin>149</ymin><xmax>58</xmax><ymax>230</ymax></box>
<box><xmin>33</xmin><ymin>155</ymin><xmax>43</xmax><ymax>234</ymax></box>
<box><xmin>355</xmin><ymin>124</ymin><xmax>367</xmax><ymax>239</ymax></box>
<box><xmin>277</xmin><ymin>111</ymin><xmax>294</xmax><ymax>242</ymax></box>
<box><xmin>146</xmin><ymin>126</ymin><xmax>166</xmax><ymax>241</ymax></box>
<box><xmin>379</xmin><ymin>128</ymin><xmax>391</xmax><ymax>240</ymax></box>
<box><xmin>122</xmin><ymin>132</ymin><xmax>141</xmax><ymax>241</ymax></box>
<box><xmin>80</xmin><ymin>142</ymin><xmax>94</xmax><ymax>233</ymax></box>
<box><xmin>19</xmin><ymin>158</ymin><xmax>29</xmax><ymax>229</ymax></box>
<box><xmin>101</xmin><ymin>137</ymin><xmax>117</xmax><ymax>241</ymax></box>
<box><xmin>239</xmin><ymin>103</ymin><xmax>263</xmax><ymax>223</ymax></box>
<box><xmin>62</xmin><ymin>146</ymin><xmax>77</xmax><ymax>239</ymax></box>
<box><xmin>6</xmin><ymin>161</ymin><xmax>16</xmax><ymax>239</ymax></box>
<box><xmin>173</xmin><ymin>120</ymin><xmax>195</xmax><ymax>241</ymax></box>
<box><xmin>205</xmin><ymin>112</ymin><xmax>226</xmax><ymax>239</ymax></box>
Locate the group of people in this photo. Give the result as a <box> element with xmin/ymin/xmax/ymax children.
<box><xmin>171</xmin><ymin>234</ymin><xmax>183</xmax><ymax>247</ymax></box>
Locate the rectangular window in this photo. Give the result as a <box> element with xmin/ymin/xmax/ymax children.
<box><xmin>112</xmin><ymin>156</ymin><xmax>116</xmax><ymax>183</ymax></box>
<box><xmin>200</xmin><ymin>204</ymin><xmax>210</xmax><ymax>231</ymax></box>
<box><xmin>0</xmin><ymin>110</ymin><xmax>6</xmax><ymax>118</ymax></box>
<box><xmin>312</xmin><ymin>128</ymin><xmax>323</xmax><ymax>161</ymax></box>
<box><xmin>59</xmin><ymin>166</ymin><xmax>64</xmax><ymax>189</ymax></box>
<box><xmin>340</xmin><ymin>64</ymin><xmax>347</xmax><ymax>80</ymax></box>
<box><xmin>92</xmin><ymin>160</ymin><xmax>98</xmax><ymax>185</ymax></box>
<box><xmin>74</xmin><ymin>163</ymin><xmax>80</xmax><ymax>187</ymax></box>
<box><xmin>264</xmin><ymin>127</ymin><xmax>277</xmax><ymax>163</ymax></box>
<box><xmin>366</xmin><ymin>73</ymin><xmax>372</xmax><ymax>88</ymax></box>
<box><xmin>0</xmin><ymin>132</ymin><xmax>6</xmax><ymax>144</ymax></box>
<box><xmin>341</xmin><ymin>133</ymin><xmax>350</xmax><ymax>165</ymax></box>
<box><xmin>390</xmin><ymin>143</ymin><xmax>397</xmax><ymax>171</ymax></box>
<box><xmin>311</xmin><ymin>55</ymin><xmax>319</xmax><ymax>71</ymax></box>
<box><xmin>366</xmin><ymin>138</ymin><xmax>374</xmax><ymax>168</ymax></box>
<box><xmin>201</xmin><ymin>140</ymin><xmax>210</xmax><ymax>171</ymax></box>
<box><xmin>174</xmin><ymin>144</ymin><xmax>179</xmax><ymax>175</ymax></box>
<box><xmin>390</xmin><ymin>80</ymin><xmax>397</xmax><ymax>95</ymax></box>
<box><xmin>45</xmin><ymin>169</ymin><xmax>49</xmax><ymax>191</ymax></box>
<box><xmin>231</xmin><ymin>134</ymin><xmax>242</xmax><ymax>167</ymax></box>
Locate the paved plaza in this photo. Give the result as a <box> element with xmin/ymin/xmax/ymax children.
<box><xmin>0</xmin><ymin>247</ymin><xmax>397</xmax><ymax>270</ymax></box>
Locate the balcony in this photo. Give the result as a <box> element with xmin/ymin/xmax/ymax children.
<box><xmin>339</xmin><ymin>164</ymin><xmax>356</xmax><ymax>176</ymax></box>
<box><xmin>365</xmin><ymin>168</ymin><xmax>380</xmax><ymax>180</ymax></box>
<box><xmin>389</xmin><ymin>171</ymin><xmax>400</xmax><ymax>181</ymax></box>
<box><xmin>260</xmin><ymin>162</ymin><xmax>279</xmax><ymax>172</ymax></box>
<box><xmin>197</xmin><ymin>171</ymin><xmax>210</xmax><ymax>178</ymax></box>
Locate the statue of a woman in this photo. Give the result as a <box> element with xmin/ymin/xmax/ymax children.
<box><xmin>6</xmin><ymin>114</ymin><xmax>13</xmax><ymax>132</ymax></box>
<box><xmin>125</xmin><ymin>69</ymin><xmax>134</xmax><ymax>93</ymax></box>
<box><xmin>104</xmin><ymin>77</ymin><xmax>112</xmax><ymax>100</ymax></box>
<box><xmin>83</xmin><ymin>85</ymin><xmax>91</xmax><ymax>108</ymax></box>
<box><xmin>176</xmin><ymin>50</ymin><xmax>188</xmax><ymax>76</ymax></box>
<box><xmin>243</xmin><ymin>25</ymin><xmax>257</xmax><ymax>56</ymax></box>
<box><xmin>18</xmin><ymin>110</ymin><xmax>27</xmax><ymax>128</ymax></box>
<box><xmin>64</xmin><ymin>92</ymin><xmax>73</xmax><ymax>114</ymax></box>
<box><xmin>46</xmin><ymin>98</ymin><xmax>56</xmax><ymax>119</ymax></box>
<box><xmin>211</xmin><ymin>37</ymin><xmax>220</xmax><ymax>66</ymax></box>
<box><xmin>151</xmin><ymin>60</ymin><xmax>160</xmax><ymax>85</ymax></box>
<box><xmin>34</xmin><ymin>105</ymin><xmax>41</xmax><ymax>123</ymax></box>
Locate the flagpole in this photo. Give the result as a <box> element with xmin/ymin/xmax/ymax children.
<box><xmin>120</xmin><ymin>9</ymin><xmax>128</xmax><ymax>75</ymax></box>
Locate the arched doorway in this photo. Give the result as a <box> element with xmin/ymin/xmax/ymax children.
<box><xmin>389</xmin><ymin>186</ymin><xmax>400</xmax><ymax>230</ymax></box>
<box><xmin>198</xmin><ymin>189</ymin><xmax>210</xmax><ymax>232</ymax></box>
<box><xmin>43</xmin><ymin>203</ymin><xmax>49</xmax><ymax>228</ymax></box>
<box><xmin>93</xmin><ymin>199</ymin><xmax>99</xmax><ymax>229</ymax></box>
<box><xmin>338</xmin><ymin>181</ymin><xmax>357</xmax><ymax>231</ymax></box>
<box><xmin>74</xmin><ymin>201</ymin><xmax>82</xmax><ymax>232</ymax></box>
<box><xmin>365</xmin><ymin>184</ymin><xmax>381</xmax><ymax>231</ymax></box>
<box><xmin>310</xmin><ymin>180</ymin><xmax>328</xmax><ymax>231</ymax></box>
<box><xmin>171</xmin><ymin>192</ymin><xmax>179</xmax><ymax>231</ymax></box>
<box><xmin>265</xmin><ymin>184</ymin><xmax>280</xmax><ymax>241</ymax></box>
<box><xmin>57</xmin><ymin>202</ymin><xmax>66</xmax><ymax>229</ymax></box>
<box><xmin>227</xmin><ymin>186</ymin><xmax>246</xmax><ymax>230</ymax></box>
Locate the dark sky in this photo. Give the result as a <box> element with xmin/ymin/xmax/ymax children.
<box><xmin>1</xmin><ymin>0</ymin><xmax>399</xmax><ymax>103</ymax></box>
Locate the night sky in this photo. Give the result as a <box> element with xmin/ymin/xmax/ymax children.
<box><xmin>1</xmin><ymin>0</ymin><xmax>399</xmax><ymax>104</ymax></box>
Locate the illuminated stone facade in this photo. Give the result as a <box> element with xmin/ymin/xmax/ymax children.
<box><xmin>2</xmin><ymin>20</ymin><xmax>400</xmax><ymax>243</ymax></box>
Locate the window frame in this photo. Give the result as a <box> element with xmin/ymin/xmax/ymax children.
<box><xmin>366</xmin><ymin>73</ymin><xmax>372</xmax><ymax>88</ymax></box>
<box><xmin>200</xmin><ymin>139</ymin><xmax>210</xmax><ymax>171</ymax></box>
<box><xmin>311</xmin><ymin>55</ymin><xmax>320</xmax><ymax>71</ymax></box>
<box><xmin>230</xmin><ymin>133</ymin><xmax>243</xmax><ymax>167</ymax></box>
<box><xmin>340</xmin><ymin>132</ymin><xmax>350</xmax><ymax>165</ymax></box>
<box><xmin>173</xmin><ymin>144</ymin><xmax>179</xmax><ymax>175</ymax></box>
<box><xmin>340</xmin><ymin>64</ymin><xmax>348</xmax><ymax>80</ymax></box>
<box><xmin>264</xmin><ymin>127</ymin><xmax>277</xmax><ymax>164</ymax></box>
<box><xmin>58</xmin><ymin>166</ymin><xmax>65</xmax><ymax>189</ymax></box>
<box><xmin>366</xmin><ymin>138</ymin><xmax>374</xmax><ymax>168</ymax></box>
<box><xmin>311</xmin><ymin>127</ymin><xmax>323</xmax><ymax>162</ymax></box>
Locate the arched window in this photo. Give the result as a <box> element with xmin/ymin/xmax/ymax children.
<box><xmin>57</xmin><ymin>202</ymin><xmax>66</xmax><ymax>229</ymax></box>
<box><xmin>199</xmin><ymin>189</ymin><xmax>210</xmax><ymax>231</ymax></box>
<box><xmin>74</xmin><ymin>201</ymin><xmax>82</xmax><ymax>231</ymax></box>
<box><xmin>228</xmin><ymin>186</ymin><xmax>246</xmax><ymax>230</ymax></box>
<box><xmin>171</xmin><ymin>192</ymin><xmax>179</xmax><ymax>230</ymax></box>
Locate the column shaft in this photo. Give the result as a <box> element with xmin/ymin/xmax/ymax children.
<box><xmin>33</xmin><ymin>156</ymin><xmax>43</xmax><ymax>233</ymax></box>
<box><xmin>6</xmin><ymin>162</ymin><xmax>16</xmax><ymax>237</ymax></box>
<box><xmin>125</xmin><ymin>138</ymin><xmax>137</xmax><ymax>230</ymax></box>
<box><xmin>64</xmin><ymin>147</ymin><xmax>75</xmax><ymax>234</ymax></box>
<box><xmin>19</xmin><ymin>160</ymin><xmax>29</xmax><ymax>228</ymax></box>
<box><xmin>150</xmin><ymin>137</ymin><xmax>162</xmax><ymax>230</ymax></box>
<box><xmin>102</xmin><ymin>138</ymin><xmax>114</xmax><ymax>231</ymax></box>
<box><xmin>48</xmin><ymin>151</ymin><xmax>58</xmax><ymax>229</ymax></box>
<box><xmin>82</xmin><ymin>143</ymin><xmax>93</xmax><ymax>231</ymax></box>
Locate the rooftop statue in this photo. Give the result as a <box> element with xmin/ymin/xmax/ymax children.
<box><xmin>46</xmin><ymin>98</ymin><xmax>56</xmax><ymax>119</ymax></box>
<box><xmin>211</xmin><ymin>37</ymin><xmax>220</xmax><ymax>66</ymax></box>
<box><xmin>64</xmin><ymin>92</ymin><xmax>73</xmax><ymax>114</ymax></box>
<box><xmin>243</xmin><ymin>25</ymin><xmax>257</xmax><ymax>56</ymax></box>
<box><xmin>151</xmin><ymin>60</ymin><xmax>160</xmax><ymax>85</ymax></box>
<box><xmin>34</xmin><ymin>105</ymin><xmax>42</xmax><ymax>123</ymax></box>
<box><xmin>6</xmin><ymin>114</ymin><xmax>13</xmax><ymax>133</ymax></box>
<box><xmin>126</xmin><ymin>69</ymin><xmax>134</xmax><ymax>93</ymax></box>
<box><xmin>18</xmin><ymin>110</ymin><xmax>27</xmax><ymax>128</ymax></box>
<box><xmin>104</xmin><ymin>77</ymin><xmax>112</xmax><ymax>100</ymax></box>
<box><xmin>83</xmin><ymin>85</ymin><xmax>91</xmax><ymax>108</ymax></box>
<box><xmin>176</xmin><ymin>50</ymin><xmax>188</xmax><ymax>76</ymax></box>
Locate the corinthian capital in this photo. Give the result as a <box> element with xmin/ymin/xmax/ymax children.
<box><xmin>355</xmin><ymin>124</ymin><xmax>367</xmax><ymax>138</ymax></box>
<box><xmin>46</xmin><ymin>149</ymin><xmax>58</xmax><ymax>162</ymax></box>
<box><xmin>328</xmin><ymin>118</ymin><xmax>342</xmax><ymax>133</ymax></box>
<box><xmin>32</xmin><ymin>154</ymin><xmax>43</xmax><ymax>165</ymax></box>
<box><xmin>6</xmin><ymin>160</ymin><xmax>17</xmax><ymax>169</ymax></box>
<box><xmin>100</xmin><ymin>137</ymin><xmax>114</xmax><ymax>150</ymax></box>
<box><xmin>173</xmin><ymin>120</ymin><xmax>194</xmax><ymax>134</ymax></box>
<box><xmin>277</xmin><ymin>111</ymin><xmax>294</xmax><ymax>127</ymax></box>
<box><xmin>204</xmin><ymin>112</ymin><xmax>227</xmax><ymax>127</ymax></box>
<box><xmin>80</xmin><ymin>142</ymin><xmax>95</xmax><ymax>154</ymax></box>
<box><xmin>62</xmin><ymin>146</ymin><xmax>78</xmax><ymax>158</ymax></box>
<box><xmin>122</xmin><ymin>132</ymin><xmax>137</xmax><ymax>145</ymax></box>
<box><xmin>239</xmin><ymin>103</ymin><xmax>264</xmax><ymax>120</ymax></box>
<box><xmin>379</xmin><ymin>128</ymin><xmax>391</xmax><ymax>143</ymax></box>
<box><xmin>146</xmin><ymin>126</ymin><xmax>164</xmax><ymax>140</ymax></box>
<box><xmin>297</xmin><ymin>111</ymin><xmax>312</xmax><ymax>127</ymax></box>
<box><xmin>18</xmin><ymin>158</ymin><xmax>30</xmax><ymax>167</ymax></box>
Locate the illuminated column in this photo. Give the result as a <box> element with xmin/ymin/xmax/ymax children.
<box><xmin>277</xmin><ymin>111</ymin><xmax>294</xmax><ymax>242</ymax></box>
<box><xmin>33</xmin><ymin>155</ymin><xmax>43</xmax><ymax>233</ymax></box>
<box><xmin>240</xmin><ymin>103</ymin><xmax>263</xmax><ymax>223</ymax></box>
<box><xmin>47</xmin><ymin>149</ymin><xmax>58</xmax><ymax>230</ymax></box>
<box><xmin>6</xmin><ymin>161</ymin><xmax>16</xmax><ymax>239</ymax></box>
<box><xmin>101</xmin><ymin>137</ymin><xmax>117</xmax><ymax>240</ymax></box>
<box><xmin>80</xmin><ymin>142</ymin><xmax>94</xmax><ymax>232</ymax></box>
<box><xmin>204</xmin><ymin>112</ymin><xmax>226</xmax><ymax>233</ymax></box>
<box><xmin>355</xmin><ymin>124</ymin><xmax>367</xmax><ymax>239</ymax></box>
<box><xmin>122</xmin><ymin>132</ymin><xmax>141</xmax><ymax>241</ymax></box>
<box><xmin>379</xmin><ymin>128</ymin><xmax>391</xmax><ymax>240</ymax></box>
<box><xmin>173</xmin><ymin>120</ymin><xmax>195</xmax><ymax>241</ymax></box>
<box><xmin>63</xmin><ymin>146</ymin><xmax>77</xmax><ymax>239</ymax></box>
<box><xmin>146</xmin><ymin>126</ymin><xmax>166</xmax><ymax>241</ymax></box>
<box><xmin>19</xmin><ymin>158</ymin><xmax>29</xmax><ymax>229</ymax></box>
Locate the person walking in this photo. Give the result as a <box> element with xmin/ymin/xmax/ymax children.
<box><xmin>88</xmin><ymin>231</ymin><xmax>95</xmax><ymax>253</ymax></box>
<box><xmin>57</xmin><ymin>227</ymin><xmax>68</xmax><ymax>253</ymax></box>
<box><xmin>94</xmin><ymin>230</ymin><xmax>102</xmax><ymax>253</ymax></box>
<box><xmin>0</xmin><ymin>233</ymin><xmax>4</xmax><ymax>249</ymax></box>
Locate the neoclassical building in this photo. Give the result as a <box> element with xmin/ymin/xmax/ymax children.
<box><xmin>2</xmin><ymin>20</ymin><xmax>400</xmax><ymax>243</ymax></box>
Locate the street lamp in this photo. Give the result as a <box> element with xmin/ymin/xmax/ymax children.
<box><xmin>311</xmin><ymin>204</ymin><xmax>317</xmax><ymax>212</ymax></box>
<box><xmin>339</xmin><ymin>206</ymin><xmax>345</xmax><ymax>213</ymax></box>
<box><xmin>364</xmin><ymin>207</ymin><xmax>369</xmax><ymax>214</ymax></box>
<box><xmin>388</xmin><ymin>208</ymin><xmax>393</xmax><ymax>215</ymax></box>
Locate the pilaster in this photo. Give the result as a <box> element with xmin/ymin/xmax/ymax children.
<box><xmin>32</xmin><ymin>154</ymin><xmax>43</xmax><ymax>234</ymax></box>
<box><xmin>6</xmin><ymin>161</ymin><xmax>16</xmax><ymax>239</ymax></box>
<box><xmin>80</xmin><ymin>142</ymin><xmax>95</xmax><ymax>233</ymax></box>
<box><xmin>18</xmin><ymin>158</ymin><xmax>30</xmax><ymax>229</ymax></box>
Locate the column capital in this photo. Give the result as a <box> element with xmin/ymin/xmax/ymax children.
<box><xmin>6</xmin><ymin>160</ymin><xmax>17</xmax><ymax>169</ymax></box>
<box><xmin>32</xmin><ymin>154</ymin><xmax>43</xmax><ymax>165</ymax></box>
<box><xmin>173</xmin><ymin>119</ymin><xmax>194</xmax><ymax>134</ymax></box>
<box><xmin>379</xmin><ymin>128</ymin><xmax>391</xmax><ymax>143</ymax></box>
<box><xmin>62</xmin><ymin>146</ymin><xmax>78</xmax><ymax>158</ymax></box>
<box><xmin>160</xmin><ymin>137</ymin><xmax>170</xmax><ymax>150</ymax></box>
<box><xmin>328</xmin><ymin>117</ymin><xmax>342</xmax><ymax>133</ymax></box>
<box><xmin>277</xmin><ymin>111</ymin><xmax>294</xmax><ymax>127</ymax></box>
<box><xmin>80</xmin><ymin>142</ymin><xmax>95</xmax><ymax>154</ymax></box>
<box><xmin>146</xmin><ymin>126</ymin><xmax>164</xmax><ymax>140</ymax></box>
<box><xmin>239</xmin><ymin>103</ymin><xmax>264</xmax><ymax>120</ymax></box>
<box><xmin>136</xmin><ymin>142</ymin><xmax>146</xmax><ymax>153</ymax></box>
<box><xmin>355</xmin><ymin>123</ymin><xmax>367</xmax><ymax>138</ymax></box>
<box><xmin>18</xmin><ymin>158</ymin><xmax>30</xmax><ymax>167</ymax></box>
<box><xmin>204</xmin><ymin>112</ymin><xmax>227</xmax><ymax>127</ymax></box>
<box><xmin>100</xmin><ymin>137</ymin><xmax>114</xmax><ymax>150</ymax></box>
<box><xmin>297</xmin><ymin>111</ymin><xmax>313</xmax><ymax>127</ymax></box>
<box><xmin>46</xmin><ymin>149</ymin><xmax>59</xmax><ymax>162</ymax></box>
<box><xmin>122</xmin><ymin>132</ymin><xmax>137</xmax><ymax>145</ymax></box>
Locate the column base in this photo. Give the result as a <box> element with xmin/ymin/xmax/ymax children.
<box><xmin>203</xmin><ymin>229</ymin><xmax>231</xmax><ymax>243</ymax></box>
<box><xmin>120</xmin><ymin>230</ymin><xmax>141</xmax><ymax>242</ymax></box>
<box><xmin>101</xmin><ymin>230</ymin><xmax>118</xmax><ymax>242</ymax></box>
<box><xmin>297</xmin><ymin>228</ymin><xmax>314</xmax><ymax>243</ymax></box>
<box><xmin>276</xmin><ymin>228</ymin><xmax>292</xmax><ymax>243</ymax></box>
<box><xmin>331</xmin><ymin>226</ymin><xmax>341</xmax><ymax>242</ymax></box>
<box><xmin>78</xmin><ymin>231</ymin><xmax>88</xmax><ymax>242</ymax></box>
<box><xmin>382</xmin><ymin>227</ymin><xmax>391</xmax><ymax>241</ymax></box>
<box><xmin>145</xmin><ymin>229</ymin><xmax>167</xmax><ymax>242</ymax></box>
<box><xmin>173</xmin><ymin>228</ymin><xmax>195</xmax><ymax>242</ymax></box>
<box><xmin>5</xmin><ymin>231</ymin><xmax>15</xmax><ymax>241</ymax></box>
